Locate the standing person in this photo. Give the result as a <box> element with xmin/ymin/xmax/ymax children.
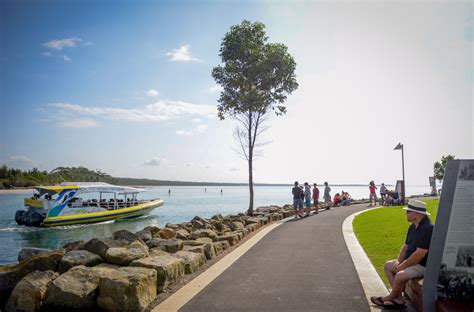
<box><xmin>312</xmin><ymin>183</ymin><xmax>320</xmax><ymax>214</ymax></box>
<box><xmin>380</xmin><ymin>183</ymin><xmax>387</xmax><ymax>203</ymax></box>
<box><xmin>324</xmin><ymin>182</ymin><xmax>331</xmax><ymax>210</ymax></box>
<box><xmin>369</xmin><ymin>181</ymin><xmax>378</xmax><ymax>207</ymax></box>
<box><xmin>370</xmin><ymin>200</ymin><xmax>433</xmax><ymax>309</ymax></box>
<box><xmin>303</xmin><ymin>182</ymin><xmax>312</xmax><ymax>217</ymax></box>
<box><xmin>292</xmin><ymin>181</ymin><xmax>304</xmax><ymax>219</ymax></box>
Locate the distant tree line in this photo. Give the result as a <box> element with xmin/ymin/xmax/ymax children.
<box><xmin>0</xmin><ymin>165</ymin><xmax>256</xmax><ymax>189</ymax></box>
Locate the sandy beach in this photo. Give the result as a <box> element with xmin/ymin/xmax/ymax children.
<box><xmin>0</xmin><ymin>188</ymin><xmax>34</xmax><ymax>195</ymax></box>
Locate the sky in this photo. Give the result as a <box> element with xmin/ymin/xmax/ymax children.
<box><xmin>0</xmin><ymin>0</ymin><xmax>472</xmax><ymax>185</ymax></box>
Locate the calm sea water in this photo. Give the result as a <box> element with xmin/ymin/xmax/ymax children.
<box><xmin>0</xmin><ymin>184</ymin><xmax>432</xmax><ymax>264</ymax></box>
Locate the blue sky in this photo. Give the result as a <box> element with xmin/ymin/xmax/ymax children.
<box><xmin>1</xmin><ymin>1</ymin><xmax>472</xmax><ymax>185</ymax></box>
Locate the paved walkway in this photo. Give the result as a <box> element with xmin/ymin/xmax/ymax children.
<box><xmin>180</xmin><ymin>203</ymin><xmax>375</xmax><ymax>312</ymax></box>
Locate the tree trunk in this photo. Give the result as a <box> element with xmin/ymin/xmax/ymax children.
<box><xmin>248</xmin><ymin>155</ymin><xmax>254</xmax><ymax>216</ymax></box>
<box><xmin>247</xmin><ymin>110</ymin><xmax>254</xmax><ymax>216</ymax></box>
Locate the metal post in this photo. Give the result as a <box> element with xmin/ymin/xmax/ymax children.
<box><xmin>401</xmin><ymin>145</ymin><xmax>406</xmax><ymax>204</ymax></box>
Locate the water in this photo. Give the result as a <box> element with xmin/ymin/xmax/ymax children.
<box><xmin>0</xmin><ymin>184</ymin><xmax>432</xmax><ymax>264</ymax></box>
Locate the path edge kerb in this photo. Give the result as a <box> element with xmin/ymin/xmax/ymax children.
<box><xmin>342</xmin><ymin>207</ymin><xmax>389</xmax><ymax>311</ymax></box>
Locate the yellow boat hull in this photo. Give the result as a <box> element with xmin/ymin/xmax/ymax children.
<box><xmin>42</xmin><ymin>199</ymin><xmax>163</xmax><ymax>227</ymax></box>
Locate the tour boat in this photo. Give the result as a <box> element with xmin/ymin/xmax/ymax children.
<box><xmin>15</xmin><ymin>182</ymin><xmax>163</xmax><ymax>227</ymax></box>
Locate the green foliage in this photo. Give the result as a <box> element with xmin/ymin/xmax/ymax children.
<box><xmin>433</xmin><ymin>155</ymin><xmax>455</xmax><ymax>181</ymax></box>
<box><xmin>212</xmin><ymin>20</ymin><xmax>298</xmax><ymax>120</ymax></box>
<box><xmin>0</xmin><ymin>165</ymin><xmax>255</xmax><ymax>188</ymax></box>
<box><xmin>353</xmin><ymin>199</ymin><xmax>439</xmax><ymax>287</ymax></box>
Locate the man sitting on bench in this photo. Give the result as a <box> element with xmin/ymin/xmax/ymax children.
<box><xmin>371</xmin><ymin>200</ymin><xmax>434</xmax><ymax>309</ymax></box>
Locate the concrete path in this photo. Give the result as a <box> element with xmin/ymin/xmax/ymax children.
<box><xmin>180</xmin><ymin>203</ymin><xmax>374</xmax><ymax>312</ymax></box>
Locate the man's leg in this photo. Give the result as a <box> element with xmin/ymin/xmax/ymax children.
<box><xmin>384</xmin><ymin>260</ymin><xmax>397</xmax><ymax>287</ymax></box>
<box><xmin>382</xmin><ymin>270</ymin><xmax>412</xmax><ymax>304</ymax></box>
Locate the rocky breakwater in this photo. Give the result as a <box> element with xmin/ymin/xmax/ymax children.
<box><xmin>0</xmin><ymin>204</ymin><xmax>299</xmax><ymax>312</ymax></box>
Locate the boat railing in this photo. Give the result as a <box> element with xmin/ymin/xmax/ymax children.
<box><xmin>67</xmin><ymin>199</ymin><xmax>157</xmax><ymax>210</ymax></box>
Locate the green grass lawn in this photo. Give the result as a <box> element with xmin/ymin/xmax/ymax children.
<box><xmin>353</xmin><ymin>199</ymin><xmax>439</xmax><ymax>287</ymax></box>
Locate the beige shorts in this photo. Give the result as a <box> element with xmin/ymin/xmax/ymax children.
<box><xmin>404</xmin><ymin>264</ymin><xmax>425</xmax><ymax>278</ymax></box>
<box><xmin>388</xmin><ymin>259</ymin><xmax>425</xmax><ymax>278</ymax></box>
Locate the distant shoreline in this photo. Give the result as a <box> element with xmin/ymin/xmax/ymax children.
<box><xmin>0</xmin><ymin>188</ymin><xmax>33</xmax><ymax>195</ymax></box>
<box><xmin>0</xmin><ymin>183</ymin><xmax>396</xmax><ymax>195</ymax></box>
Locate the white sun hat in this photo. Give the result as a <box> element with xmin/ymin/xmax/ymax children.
<box><xmin>403</xmin><ymin>199</ymin><xmax>430</xmax><ymax>215</ymax></box>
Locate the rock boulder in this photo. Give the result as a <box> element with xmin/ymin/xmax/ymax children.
<box><xmin>97</xmin><ymin>267</ymin><xmax>157</xmax><ymax>312</ymax></box>
<box><xmin>58</xmin><ymin>250</ymin><xmax>103</xmax><ymax>273</ymax></box>
<box><xmin>44</xmin><ymin>265</ymin><xmax>99</xmax><ymax>310</ymax></box>
<box><xmin>5</xmin><ymin>270</ymin><xmax>58</xmax><ymax>312</ymax></box>
<box><xmin>105</xmin><ymin>241</ymin><xmax>149</xmax><ymax>265</ymax></box>
<box><xmin>130</xmin><ymin>255</ymin><xmax>185</xmax><ymax>292</ymax></box>
<box><xmin>17</xmin><ymin>247</ymin><xmax>52</xmax><ymax>263</ymax></box>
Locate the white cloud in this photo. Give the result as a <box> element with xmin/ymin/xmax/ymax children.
<box><xmin>176</xmin><ymin>130</ymin><xmax>193</xmax><ymax>136</ymax></box>
<box><xmin>3</xmin><ymin>155</ymin><xmax>39</xmax><ymax>169</ymax></box>
<box><xmin>166</xmin><ymin>45</ymin><xmax>200</xmax><ymax>62</ymax></box>
<box><xmin>143</xmin><ymin>157</ymin><xmax>170</xmax><ymax>167</ymax></box>
<box><xmin>43</xmin><ymin>37</ymin><xmax>82</xmax><ymax>50</ymax></box>
<box><xmin>58</xmin><ymin>118</ymin><xmax>99</xmax><ymax>128</ymax></box>
<box><xmin>196</xmin><ymin>124</ymin><xmax>208</xmax><ymax>133</ymax></box>
<box><xmin>146</xmin><ymin>89</ymin><xmax>159</xmax><ymax>97</ymax></box>
<box><xmin>63</xmin><ymin>55</ymin><xmax>71</xmax><ymax>62</ymax></box>
<box><xmin>48</xmin><ymin>100</ymin><xmax>216</xmax><ymax>124</ymax></box>
<box><xmin>209</xmin><ymin>84</ymin><xmax>222</xmax><ymax>94</ymax></box>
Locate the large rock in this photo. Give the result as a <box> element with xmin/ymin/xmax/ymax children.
<box><xmin>164</xmin><ymin>223</ymin><xmax>180</xmax><ymax>230</ymax></box>
<box><xmin>182</xmin><ymin>245</ymin><xmax>206</xmax><ymax>257</ymax></box>
<box><xmin>174</xmin><ymin>251</ymin><xmax>205</xmax><ymax>274</ymax></box>
<box><xmin>5</xmin><ymin>270</ymin><xmax>58</xmax><ymax>312</ymax></box>
<box><xmin>213</xmin><ymin>242</ymin><xmax>224</xmax><ymax>255</ymax></box>
<box><xmin>146</xmin><ymin>238</ymin><xmax>183</xmax><ymax>253</ymax></box>
<box><xmin>0</xmin><ymin>249</ymin><xmax>65</xmax><ymax>307</ymax></box>
<box><xmin>105</xmin><ymin>241</ymin><xmax>149</xmax><ymax>265</ymax></box>
<box><xmin>17</xmin><ymin>247</ymin><xmax>52</xmax><ymax>263</ymax></box>
<box><xmin>156</xmin><ymin>228</ymin><xmax>176</xmax><ymax>239</ymax></box>
<box><xmin>149</xmin><ymin>249</ymin><xmax>170</xmax><ymax>257</ymax></box>
<box><xmin>217</xmin><ymin>234</ymin><xmax>239</xmax><ymax>246</ymax></box>
<box><xmin>245</xmin><ymin>223</ymin><xmax>259</xmax><ymax>232</ymax></box>
<box><xmin>44</xmin><ymin>265</ymin><xmax>99</xmax><ymax>310</ymax></box>
<box><xmin>175</xmin><ymin>229</ymin><xmax>190</xmax><ymax>240</ymax></box>
<box><xmin>211</xmin><ymin>220</ymin><xmax>229</xmax><ymax>232</ymax></box>
<box><xmin>90</xmin><ymin>264</ymin><xmax>121</xmax><ymax>280</ymax></box>
<box><xmin>82</xmin><ymin>237</ymin><xmax>127</xmax><ymax>259</ymax></box>
<box><xmin>188</xmin><ymin>239</ymin><xmax>215</xmax><ymax>260</ymax></box>
<box><xmin>97</xmin><ymin>267</ymin><xmax>157</xmax><ymax>312</ymax></box>
<box><xmin>135</xmin><ymin>230</ymin><xmax>152</xmax><ymax>242</ymax></box>
<box><xmin>62</xmin><ymin>240</ymin><xmax>85</xmax><ymax>252</ymax></box>
<box><xmin>58</xmin><ymin>250</ymin><xmax>103</xmax><ymax>273</ymax></box>
<box><xmin>113</xmin><ymin>229</ymin><xmax>145</xmax><ymax>245</ymax></box>
<box><xmin>230</xmin><ymin>221</ymin><xmax>245</xmax><ymax>231</ymax></box>
<box><xmin>202</xmin><ymin>243</ymin><xmax>216</xmax><ymax>260</ymax></box>
<box><xmin>189</xmin><ymin>229</ymin><xmax>218</xmax><ymax>241</ymax></box>
<box><xmin>143</xmin><ymin>226</ymin><xmax>161</xmax><ymax>236</ymax></box>
<box><xmin>211</xmin><ymin>214</ymin><xmax>224</xmax><ymax>222</ymax></box>
<box><xmin>244</xmin><ymin>217</ymin><xmax>263</xmax><ymax>226</ymax></box>
<box><xmin>130</xmin><ymin>255</ymin><xmax>185</xmax><ymax>292</ymax></box>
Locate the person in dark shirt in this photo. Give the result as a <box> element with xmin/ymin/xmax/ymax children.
<box><xmin>292</xmin><ymin>181</ymin><xmax>304</xmax><ymax>219</ymax></box>
<box><xmin>371</xmin><ymin>199</ymin><xmax>434</xmax><ymax>309</ymax></box>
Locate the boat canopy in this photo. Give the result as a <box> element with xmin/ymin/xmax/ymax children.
<box><xmin>35</xmin><ymin>182</ymin><xmax>144</xmax><ymax>196</ymax></box>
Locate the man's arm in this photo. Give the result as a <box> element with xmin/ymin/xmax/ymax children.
<box><xmin>397</xmin><ymin>244</ymin><xmax>407</xmax><ymax>263</ymax></box>
<box><xmin>395</xmin><ymin>248</ymin><xmax>428</xmax><ymax>272</ymax></box>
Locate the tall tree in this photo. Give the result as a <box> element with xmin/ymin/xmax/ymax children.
<box><xmin>433</xmin><ymin>155</ymin><xmax>455</xmax><ymax>181</ymax></box>
<box><xmin>212</xmin><ymin>20</ymin><xmax>298</xmax><ymax>215</ymax></box>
